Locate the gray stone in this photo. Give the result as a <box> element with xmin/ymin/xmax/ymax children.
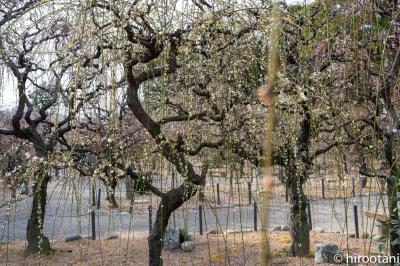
<box><xmin>163</xmin><ymin>228</ymin><xmax>181</xmax><ymax>251</ymax></box>
<box><xmin>207</xmin><ymin>229</ymin><xmax>220</xmax><ymax>235</ymax></box>
<box><xmin>342</xmin><ymin>232</ymin><xmax>356</xmax><ymax>238</ymax></box>
<box><xmin>65</xmin><ymin>234</ymin><xmax>82</xmax><ymax>242</ymax></box>
<box><xmin>314</xmin><ymin>227</ymin><xmax>325</xmax><ymax>233</ymax></box>
<box><xmin>272</xmin><ymin>225</ymin><xmax>281</xmax><ymax>231</ymax></box>
<box><xmin>106</xmin><ymin>235</ymin><xmax>119</xmax><ymax>240</ymax></box>
<box><xmin>20</xmin><ymin>183</ymin><xmax>29</xmax><ymax>195</ymax></box>
<box><xmin>181</xmin><ymin>241</ymin><xmax>195</xmax><ymax>252</ymax></box>
<box><xmin>280</xmin><ymin>225</ymin><xmax>289</xmax><ymax>231</ymax></box>
<box><xmin>315</xmin><ymin>243</ymin><xmax>340</xmax><ymax>264</ymax></box>
<box><xmin>226</xmin><ymin>228</ymin><xmax>253</xmax><ymax>234</ymax></box>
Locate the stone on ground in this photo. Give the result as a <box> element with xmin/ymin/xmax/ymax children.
<box><xmin>163</xmin><ymin>228</ymin><xmax>181</xmax><ymax>250</ymax></box>
<box><xmin>272</xmin><ymin>225</ymin><xmax>281</xmax><ymax>231</ymax></box>
<box><xmin>315</xmin><ymin>243</ymin><xmax>340</xmax><ymax>264</ymax></box>
<box><xmin>106</xmin><ymin>235</ymin><xmax>119</xmax><ymax>240</ymax></box>
<box><xmin>271</xmin><ymin>225</ymin><xmax>289</xmax><ymax>231</ymax></box>
<box><xmin>314</xmin><ymin>227</ymin><xmax>325</xmax><ymax>233</ymax></box>
<box><xmin>280</xmin><ymin>225</ymin><xmax>289</xmax><ymax>231</ymax></box>
<box><xmin>65</xmin><ymin>235</ymin><xmax>82</xmax><ymax>242</ymax></box>
<box><xmin>181</xmin><ymin>241</ymin><xmax>195</xmax><ymax>252</ymax></box>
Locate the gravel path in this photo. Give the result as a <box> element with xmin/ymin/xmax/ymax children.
<box><xmin>0</xmin><ymin>177</ymin><xmax>386</xmax><ymax>242</ymax></box>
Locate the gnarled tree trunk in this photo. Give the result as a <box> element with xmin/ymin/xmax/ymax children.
<box><xmin>285</xmin><ymin>106</ymin><xmax>311</xmax><ymax>257</ymax></box>
<box><xmin>148</xmin><ymin>184</ymin><xmax>196</xmax><ymax>266</ymax></box>
<box><xmin>105</xmin><ymin>178</ymin><xmax>119</xmax><ymax>209</ymax></box>
<box><xmin>26</xmin><ymin>166</ymin><xmax>51</xmax><ymax>254</ymax></box>
<box><xmin>148</xmin><ymin>164</ymin><xmax>208</xmax><ymax>266</ymax></box>
<box><xmin>126</xmin><ymin>175</ymin><xmax>134</xmax><ymax>201</ymax></box>
<box><xmin>288</xmin><ymin>177</ymin><xmax>310</xmax><ymax>256</ymax></box>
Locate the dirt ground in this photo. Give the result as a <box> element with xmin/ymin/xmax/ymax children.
<box><xmin>0</xmin><ymin>231</ymin><xmax>379</xmax><ymax>266</ymax></box>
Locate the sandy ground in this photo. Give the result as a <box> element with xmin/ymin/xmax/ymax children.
<box><xmin>0</xmin><ymin>231</ymin><xmax>379</xmax><ymax>266</ymax></box>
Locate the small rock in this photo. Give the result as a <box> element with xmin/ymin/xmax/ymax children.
<box><xmin>133</xmin><ymin>199</ymin><xmax>149</xmax><ymax>204</ymax></box>
<box><xmin>272</xmin><ymin>225</ymin><xmax>281</xmax><ymax>231</ymax></box>
<box><xmin>59</xmin><ymin>249</ymin><xmax>73</xmax><ymax>253</ymax></box>
<box><xmin>315</xmin><ymin>243</ymin><xmax>340</xmax><ymax>264</ymax></box>
<box><xmin>163</xmin><ymin>228</ymin><xmax>181</xmax><ymax>251</ymax></box>
<box><xmin>226</xmin><ymin>228</ymin><xmax>253</xmax><ymax>234</ymax></box>
<box><xmin>314</xmin><ymin>227</ymin><xmax>325</xmax><ymax>233</ymax></box>
<box><xmin>280</xmin><ymin>225</ymin><xmax>289</xmax><ymax>231</ymax></box>
<box><xmin>207</xmin><ymin>229</ymin><xmax>220</xmax><ymax>235</ymax></box>
<box><xmin>341</xmin><ymin>232</ymin><xmax>355</xmax><ymax>238</ymax></box>
<box><xmin>20</xmin><ymin>183</ymin><xmax>29</xmax><ymax>195</ymax></box>
<box><xmin>65</xmin><ymin>235</ymin><xmax>82</xmax><ymax>242</ymax></box>
<box><xmin>181</xmin><ymin>241</ymin><xmax>195</xmax><ymax>252</ymax></box>
<box><xmin>106</xmin><ymin>235</ymin><xmax>119</xmax><ymax>240</ymax></box>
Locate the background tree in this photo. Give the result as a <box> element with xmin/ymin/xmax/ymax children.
<box><xmin>0</xmin><ymin>1</ymin><xmax>101</xmax><ymax>253</ymax></box>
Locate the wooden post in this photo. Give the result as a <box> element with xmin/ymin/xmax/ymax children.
<box><xmin>199</xmin><ymin>190</ymin><xmax>204</xmax><ymax>235</ymax></box>
<box><xmin>354</xmin><ymin>205</ymin><xmax>359</xmax><ymax>238</ymax></box>
<box><xmin>352</xmin><ymin>176</ymin><xmax>356</xmax><ymax>198</ymax></box>
<box><xmin>321</xmin><ymin>178</ymin><xmax>325</xmax><ymax>199</ymax></box>
<box><xmin>307</xmin><ymin>202</ymin><xmax>312</xmax><ymax>230</ymax></box>
<box><xmin>97</xmin><ymin>188</ymin><xmax>101</xmax><ymax>210</ymax></box>
<box><xmin>199</xmin><ymin>204</ymin><xmax>203</xmax><ymax>235</ymax></box>
<box><xmin>91</xmin><ymin>186</ymin><xmax>96</xmax><ymax>240</ymax></box>
<box><xmin>216</xmin><ymin>183</ymin><xmax>221</xmax><ymax>205</ymax></box>
<box><xmin>172</xmin><ymin>170</ymin><xmax>176</xmax><ymax>229</ymax></box>
<box><xmin>254</xmin><ymin>201</ymin><xmax>258</xmax><ymax>231</ymax></box>
<box><xmin>148</xmin><ymin>205</ymin><xmax>153</xmax><ymax>234</ymax></box>
<box><xmin>248</xmin><ymin>182</ymin><xmax>252</xmax><ymax>205</ymax></box>
<box><xmin>285</xmin><ymin>183</ymin><xmax>288</xmax><ymax>202</ymax></box>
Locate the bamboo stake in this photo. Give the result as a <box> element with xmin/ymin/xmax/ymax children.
<box><xmin>258</xmin><ymin>2</ymin><xmax>281</xmax><ymax>265</ymax></box>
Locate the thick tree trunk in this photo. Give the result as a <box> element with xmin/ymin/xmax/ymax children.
<box><xmin>287</xmin><ymin>104</ymin><xmax>311</xmax><ymax>257</ymax></box>
<box><xmin>26</xmin><ymin>170</ymin><xmax>51</xmax><ymax>254</ymax></box>
<box><xmin>148</xmin><ymin>184</ymin><xmax>195</xmax><ymax>266</ymax></box>
<box><xmin>289</xmin><ymin>179</ymin><xmax>310</xmax><ymax>257</ymax></box>
<box><xmin>126</xmin><ymin>175</ymin><xmax>134</xmax><ymax>201</ymax></box>
<box><xmin>106</xmin><ymin>182</ymin><xmax>119</xmax><ymax>209</ymax></box>
<box><xmin>101</xmin><ymin>176</ymin><xmax>119</xmax><ymax>209</ymax></box>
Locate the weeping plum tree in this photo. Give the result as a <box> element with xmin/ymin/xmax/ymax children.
<box><xmin>316</xmin><ymin>0</ymin><xmax>400</xmax><ymax>256</ymax></box>
<box><xmin>283</xmin><ymin>1</ymin><xmax>400</xmax><ymax>257</ymax></box>
<box><xmin>0</xmin><ymin>1</ymin><xmax>102</xmax><ymax>253</ymax></box>
<box><xmin>4</xmin><ymin>0</ymin><xmax>394</xmax><ymax>264</ymax></box>
<box><xmin>260</xmin><ymin>1</ymin><xmax>363</xmax><ymax>256</ymax></box>
<box><xmin>57</xmin><ymin>1</ymin><xmax>270</xmax><ymax>265</ymax></box>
